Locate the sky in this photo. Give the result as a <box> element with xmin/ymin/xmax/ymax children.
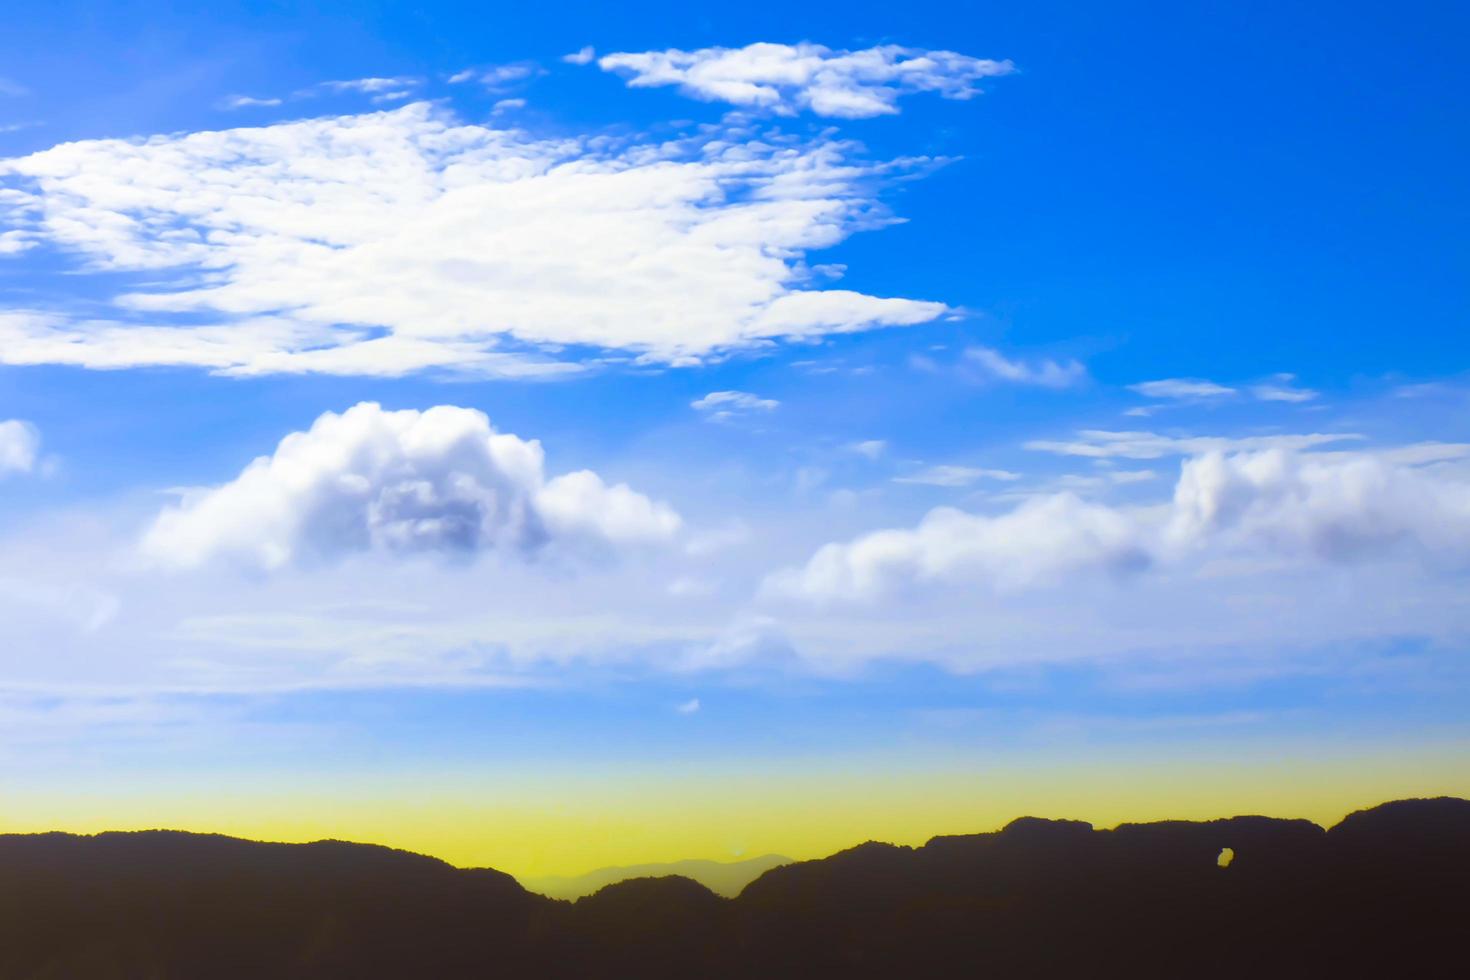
<box><xmin>0</xmin><ymin>0</ymin><xmax>1468</xmax><ymax>878</ymax></box>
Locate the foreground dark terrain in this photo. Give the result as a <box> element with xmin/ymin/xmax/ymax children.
<box><xmin>1</xmin><ymin>798</ymin><xmax>1466</xmax><ymax>978</ymax></box>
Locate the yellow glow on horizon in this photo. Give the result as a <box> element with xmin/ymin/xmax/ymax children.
<box><xmin>3</xmin><ymin>747</ymin><xmax>1467</xmax><ymax>880</ymax></box>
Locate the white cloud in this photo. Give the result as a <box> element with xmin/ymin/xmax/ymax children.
<box><xmin>562</xmin><ymin>47</ymin><xmax>596</xmax><ymax>66</ymax></box>
<box><xmin>450</xmin><ymin>64</ymin><xmax>540</xmax><ymax>90</ymax></box>
<box><xmin>691</xmin><ymin>390</ymin><xmax>780</xmax><ymax>421</ymax></box>
<box><xmin>0</xmin><ymin>420</ymin><xmax>39</xmax><ymax>475</ymax></box>
<box><xmin>675</xmin><ymin>697</ymin><xmax>701</xmax><ymax>714</ymax></box>
<box><xmin>1365</xmin><ymin>442</ymin><xmax>1470</xmax><ymax>465</ymax></box>
<box><xmin>219</xmin><ymin>95</ymin><xmax>284</xmax><ymax>110</ymax></box>
<box><xmin>1164</xmin><ymin>448</ymin><xmax>1470</xmax><ymax>562</ymax></box>
<box><xmin>0</xmin><ymin>231</ymin><xmax>33</xmax><ymax>254</ymax></box>
<box><xmin>964</xmin><ymin>346</ymin><xmax>1087</xmax><ymax>388</ymax></box>
<box><xmin>4</xmin><ymin>437</ymin><xmax>1470</xmax><ymax>692</ymax></box>
<box><xmin>990</xmin><ymin>468</ymin><xmax>1159</xmax><ymax>501</ymax></box>
<box><xmin>1129</xmin><ymin>374</ymin><xmax>1319</xmax><ymax>404</ymax></box>
<box><xmin>768</xmin><ymin>446</ymin><xmax>1470</xmax><ymax>602</ymax></box>
<box><xmin>893</xmin><ymin>464</ymin><xmax>1020</xmax><ymax>487</ymax></box>
<box><xmin>1129</xmin><ymin>378</ymin><xmax>1235</xmax><ymax>399</ymax></box>
<box><xmin>766</xmin><ymin>494</ymin><xmax>1149</xmax><ymax>600</ymax></box>
<box><xmin>0</xmin><ymin>103</ymin><xmax>946</xmax><ymax>376</ymax></box>
<box><xmin>321</xmin><ymin>76</ymin><xmax>423</xmax><ymax>97</ymax></box>
<box><xmin>483</xmin><ymin>63</ymin><xmax>538</xmax><ymax>88</ymax></box>
<box><xmin>849</xmin><ymin>439</ymin><xmax>887</xmax><ymax>460</ymax></box>
<box><xmin>536</xmin><ymin>468</ymin><xmax>682</xmax><ymax>546</ymax></box>
<box><xmin>1024</xmin><ymin>429</ymin><xmax>1357</xmax><ymax>460</ymax></box>
<box><xmin>597</xmin><ymin>42</ymin><xmax>1014</xmax><ymax>118</ymax></box>
<box><xmin>140</xmin><ymin>402</ymin><xmax>679</xmax><ymax>572</ymax></box>
<box><xmin>0</xmin><ymin>312</ymin><xmax>577</xmax><ymax>378</ymax></box>
<box><xmin>1250</xmin><ymin>373</ymin><xmax>1318</xmax><ymax>403</ymax></box>
<box><xmin>491</xmin><ymin>98</ymin><xmax>527</xmax><ymax>114</ymax></box>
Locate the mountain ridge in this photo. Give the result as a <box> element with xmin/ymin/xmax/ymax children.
<box><xmin>520</xmin><ymin>853</ymin><xmax>792</xmax><ymax>899</ymax></box>
<box><xmin>1</xmin><ymin>796</ymin><xmax>1466</xmax><ymax>977</ymax></box>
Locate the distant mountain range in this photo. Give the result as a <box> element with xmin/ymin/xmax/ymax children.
<box><xmin>2</xmin><ymin>797</ymin><xmax>1467</xmax><ymax>978</ymax></box>
<box><xmin>521</xmin><ymin>853</ymin><xmax>791</xmax><ymax>899</ymax></box>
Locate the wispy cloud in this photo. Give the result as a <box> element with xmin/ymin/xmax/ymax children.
<box><xmin>1129</xmin><ymin>373</ymin><xmax>1319</xmax><ymax>405</ymax></box>
<box><xmin>691</xmin><ymin>391</ymin><xmax>780</xmax><ymax>422</ymax></box>
<box><xmin>1024</xmin><ymin>429</ymin><xmax>1358</xmax><ymax>459</ymax></box>
<box><xmin>1128</xmin><ymin>378</ymin><xmax>1235</xmax><ymax>399</ymax></box>
<box><xmin>447</xmin><ymin>62</ymin><xmax>541</xmax><ymax>90</ymax></box>
<box><xmin>596</xmin><ymin>42</ymin><xmax>1014</xmax><ymax>118</ymax></box>
<box><xmin>0</xmin><ymin>419</ymin><xmax>39</xmax><ymax>476</ymax></box>
<box><xmin>313</xmin><ymin>77</ymin><xmax>423</xmax><ymax>103</ymax></box>
<box><xmin>562</xmin><ymin>46</ymin><xmax>596</xmax><ymax>66</ymax></box>
<box><xmin>219</xmin><ymin>94</ymin><xmax>283</xmax><ymax>110</ymax></box>
<box><xmin>0</xmin><ymin>103</ymin><xmax>946</xmax><ymax>376</ymax></box>
<box><xmin>1250</xmin><ymin>373</ymin><xmax>1318</xmax><ymax>403</ymax></box>
<box><xmin>894</xmin><ymin>464</ymin><xmax>1020</xmax><ymax>487</ymax></box>
<box><xmin>321</xmin><ymin>76</ymin><xmax>421</xmax><ymax>94</ymax></box>
<box><xmin>964</xmin><ymin>346</ymin><xmax>1087</xmax><ymax>389</ymax></box>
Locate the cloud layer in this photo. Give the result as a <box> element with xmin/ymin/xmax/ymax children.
<box><xmin>597</xmin><ymin>42</ymin><xmax>1014</xmax><ymax>118</ymax></box>
<box><xmin>0</xmin><ymin>103</ymin><xmax>945</xmax><ymax>376</ymax></box>
<box><xmin>141</xmin><ymin>402</ymin><xmax>680</xmax><ymax>572</ymax></box>
<box><xmin>768</xmin><ymin>447</ymin><xmax>1470</xmax><ymax>601</ymax></box>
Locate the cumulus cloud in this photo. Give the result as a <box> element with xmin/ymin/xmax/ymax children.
<box><xmin>894</xmin><ymin>464</ymin><xmax>1019</xmax><ymax>487</ymax></box>
<box><xmin>596</xmin><ymin>42</ymin><xmax>1014</xmax><ymax>118</ymax></box>
<box><xmin>0</xmin><ymin>419</ymin><xmax>39</xmax><ymax>475</ymax></box>
<box><xmin>691</xmin><ymin>390</ymin><xmax>780</xmax><ymax>421</ymax></box>
<box><xmin>1129</xmin><ymin>378</ymin><xmax>1235</xmax><ymax>399</ymax></box>
<box><xmin>140</xmin><ymin>402</ymin><xmax>679</xmax><ymax>572</ymax></box>
<box><xmin>964</xmin><ymin>346</ymin><xmax>1087</xmax><ymax>388</ymax></box>
<box><xmin>562</xmin><ymin>47</ymin><xmax>596</xmax><ymax>66</ymax></box>
<box><xmin>0</xmin><ymin>103</ymin><xmax>947</xmax><ymax>376</ymax></box>
<box><xmin>768</xmin><ymin>446</ymin><xmax>1470</xmax><ymax>601</ymax></box>
<box><xmin>766</xmin><ymin>494</ymin><xmax>1149</xmax><ymax>600</ymax></box>
<box><xmin>1165</xmin><ymin>449</ymin><xmax>1470</xmax><ymax>562</ymax></box>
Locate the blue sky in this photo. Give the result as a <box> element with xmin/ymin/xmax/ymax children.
<box><xmin>0</xmin><ymin>0</ymin><xmax>1468</xmax><ymax>864</ymax></box>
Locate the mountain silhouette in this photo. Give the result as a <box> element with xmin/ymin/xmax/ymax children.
<box><xmin>521</xmin><ymin>853</ymin><xmax>791</xmax><ymax>899</ymax></box>
<box><xmin>1</xmin><ymin>797</ymin><xmax>1466</xmax><ymax>978</ymax></box>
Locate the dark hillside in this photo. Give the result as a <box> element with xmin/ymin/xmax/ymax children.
<box><xmin>1</xmin><ymin>798</ymin><xmax>1466</xmax><ymax>978</ymax></box>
